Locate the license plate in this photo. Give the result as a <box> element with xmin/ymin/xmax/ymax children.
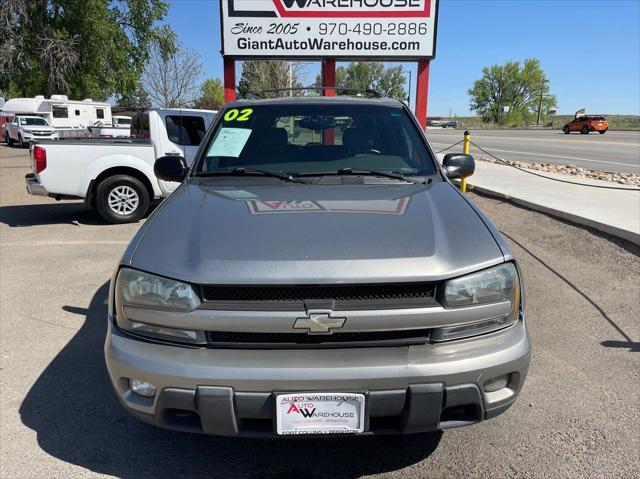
<box><xmin>276</xmin><ymin>392</ymin><xmax>366</xmax><ymax>436</ymax></box>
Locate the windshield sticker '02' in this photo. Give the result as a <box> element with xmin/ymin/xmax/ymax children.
<box><xmin>224</xmin><ymin>108</ymin><xmax>253</xmax><ymax>122</ymax></box>
<box><xmin>207</xmin><ymin>128</ymin><xmax>252</xmax><ymax>158</ymax></box>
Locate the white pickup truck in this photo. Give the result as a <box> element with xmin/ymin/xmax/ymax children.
<box><xmin>25</xmin><ymin>108</ymin><xmax>217</xmax><ymax>223</ymax></box>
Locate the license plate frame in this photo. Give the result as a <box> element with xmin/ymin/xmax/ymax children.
<box><xmin>275</xmin><ymin>392</ymin><xmax>366</xmax><ymax>436</ymax></box>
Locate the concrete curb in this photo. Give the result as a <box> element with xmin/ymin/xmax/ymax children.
<box><xmin>462</xmin><ymin>182</ymin><xmax>640</xmax><ymax>246</ymax></box>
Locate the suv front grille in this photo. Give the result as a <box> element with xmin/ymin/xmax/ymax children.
<box><xmin>206</xmin><ymin>329</ymin><xmax>430</xmax><ymax>348</ymax></box>
<box><xmin>201</xmin><ymin>283</ymin><xmax>438</xmax><ymax>311</ymax></box>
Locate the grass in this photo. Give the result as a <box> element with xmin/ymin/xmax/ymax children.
<box><xmin>447</xmin><ymin>115</ymin><xmax>640</xmax><ymax>130</ymax></box>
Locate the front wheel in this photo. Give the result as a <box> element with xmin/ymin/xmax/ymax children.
<box><xmin>599</xmin><ymin>130</ymin><xmax>606</xmax><ymax>134</ymax></box>
<box><xmin>95</xmin><ymin>175</ymin><xmax>150</xmax><ymax>224</ymax></box>
<box><xmin>18</xmin><ymin>135</ymin><xmax>25</xmax><ymax>148</ymax></box>
<box><xmin>563</xmin><ymin>126</ymin><xmax>570</xmax><ymax>134</ymax></box>
<box><xmin>581</xmin><ymin>126</ymin><xmax>589</xmax><ymax>134</ymax></box>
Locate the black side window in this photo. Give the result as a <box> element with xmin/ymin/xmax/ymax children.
<box><xmin>52</xmin><ymin>107</ymin><xmax>68</xmax><ymax>118</ymax></box>
<box><xmin>166</xmin><ymin>115</ymin><xmax>206</xmax><ymax>146</ymax></box>
<box><xmin>96</xmin><ymin>109</ymin><xmax>105</xmax><ymax>119</ymax></box>
<box><xmin>131</xmin><ymin>113</ymin><xmax>149</xmax><ymax>138</ymax></box>
<box><xmin>75</xmin><ymin>109</ymin><xmax>80</xmax><ymax>116</ymax></box>
<box><xmin>141</xmin><ymin>113</ymin><xmax>150</xmax><ymax>138</ymax></box>
<box><xmin>131</xmin><ymin>114</ymin><xmax>140</xmax><ymax>136</ymax></box>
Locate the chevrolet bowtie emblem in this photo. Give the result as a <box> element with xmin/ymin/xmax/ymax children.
<box><xmin>293</xmin><ymin>313</ymin><xmax>346</xmax><ymax>335</ymax></box>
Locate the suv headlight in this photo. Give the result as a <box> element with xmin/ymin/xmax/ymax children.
<box><xmin>117</xmin><ymin>268</ymin><xmax>200</xmax><ymax>311</ymax></box>
<box><xmin>432</xmin><ymin>263</ymin><xmax>520</xmax><ymax>341</ymax></box>
<box><xmin>115</xmin><ymin>268</ymin><xmax>204</xmax><ymax>344</ymax></box>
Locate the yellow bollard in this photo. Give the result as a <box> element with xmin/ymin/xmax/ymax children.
<box><xmin>460</xmin><ymin>130</ymin><xmax>470</xmax><ymax>192</ymax></box>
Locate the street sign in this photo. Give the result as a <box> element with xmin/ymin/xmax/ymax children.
<box><xmin>220</xmin><ymin>0</ymin><xmax>439</xmax><ymax>59</ymax></box>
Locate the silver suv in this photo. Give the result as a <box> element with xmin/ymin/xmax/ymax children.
<box><xmin>105</xmin><ymin>95</ymin><xmax>530</xmax><ymax>437</ymax></box>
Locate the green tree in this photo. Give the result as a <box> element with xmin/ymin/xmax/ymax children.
<box><xmin>115</xmin><ymin>86</ymin><xmax>152</xmax><ymax>110</ymax></box>
<box><xmin>194</xmin><ymin>78</ymin><xmax>225</xmax><ymax>110</ymax></box>
<box><xmin>469</xmin><ymin>59</ymin><xmax>557</xmax><ymax>125</ymax></box>
<box><xmin>0</xmin><ymin>0</ymin><xmax>170</xmax><ymax>100</ymax></box>
<box><xmin>237</xmin><ymin>61</ymin><xmax>304</xmax><ymax>98</ymax></box>
<box><xmin>315</xmin><ymin>62</ymin><xmax>407</xmax><ymax>100</ymax></box>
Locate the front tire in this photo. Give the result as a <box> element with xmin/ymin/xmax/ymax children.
<box><xmin>18</xmin><ymin>135</ymin><xmax>25</xmax><ymax>148</ymax></box>
<box><xmin>599</xmin><ymin>130</ymin><xmax>606</xmax><ymax>134</ymax></box>
<box><xmin>563</xmin><ymin>126</ymin><xmax>570</xmax><ymax>134</ymax></box>
<box><xmin>581</xmin><ymin>126</ymin><xmax>589</xmax><ymax>134</ymax></box>
<box><xmin>95</xmin><ymin>175</ymin><xmax>150</xmax><ymax>224</ymax></box>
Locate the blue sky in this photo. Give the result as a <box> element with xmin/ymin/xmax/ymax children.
<box><xmin>166</xmin><ymin>0</ymin><xmax>640</xmax><ymax>116</ymax></box>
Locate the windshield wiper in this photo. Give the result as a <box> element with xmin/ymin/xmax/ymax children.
<box><xmin>294</xmin><ymin>169</ymin><xmax>429</xmax><ymax>184</ymax></box>
<box><xmin>196</xmin><ymin>167</ymin><xmax>309</xmax><ymax>184</ymax></box>
<box><xmin>337</xmin><ymin>167</ymin><xmax>410</xmax><ymax>182</ymax></box>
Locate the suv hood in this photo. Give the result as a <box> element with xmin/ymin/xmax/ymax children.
<box><xmin>129</xmin><ymin>181</ymin><xmax>505</xmax><ymax>284</ymax></box>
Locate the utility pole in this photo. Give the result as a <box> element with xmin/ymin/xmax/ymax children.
<box><xmin>536</xmin><ymin>79</ymin><xmax>547</xmax><ymax>126</ymax></box>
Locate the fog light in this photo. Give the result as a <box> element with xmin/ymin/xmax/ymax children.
<box><xmin>130</xmin><ymin>378</ymin><xmax>156</xmax><ymax>398</ymax></box>
<box><xmin>484</xmin><ymin>374</ymin><xmax>509</xmax><ymax>393</ymax></box>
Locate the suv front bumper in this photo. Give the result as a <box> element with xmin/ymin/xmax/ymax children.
<box><xmin>105</xmin><ymin>317</ymin><xmax>530</xmax><ymax>437</ymax></box>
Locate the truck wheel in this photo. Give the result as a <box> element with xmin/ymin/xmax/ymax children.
<box><xmin>599</xmin><ymin>130</ymin><xmax>606</xmax><ymax>134</ymax></box>
<box><xmin>95</xmin><ymin>175</ymin><xmax>150</xmax><ymax>224</ymax></box>
<box><xmin>581</xmin><ymin>126</ymin><xmax>589</xmax><ymax>134</ymax></box>
<box><xmin>563</xmin><ymin>126</ymin><xmax>570</xmax><ymax>134</ymax></box>
<box><xmin>18</xmin><ymin>135</ymin><xmax>25</xmax><ymax>148</ymax></box>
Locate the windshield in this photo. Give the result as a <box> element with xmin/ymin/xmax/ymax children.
<box><xmin>115</xmin><ymin>118</ymin><xmax>132</xmax><ymax>125</ymax></box>
<box><xmin>194</xmin><ymin>104</ymin><xmax>437</xmax><ymax>177</ymax></box>
<box><xmin>19</xmin><ymin>117</ymin><xmax>48</xmax><ymax>126</ymax></box>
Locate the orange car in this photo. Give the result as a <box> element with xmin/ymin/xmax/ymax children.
<box><xmin>563</xmin><ymin>115</ymin><xmax>608</xmax><ymax>134</ymax></box>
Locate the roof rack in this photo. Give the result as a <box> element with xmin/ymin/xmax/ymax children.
<box><xmin>245</xmin><ymin>87</ymin><xmax>383</xmax><ymax>100</ymax></box>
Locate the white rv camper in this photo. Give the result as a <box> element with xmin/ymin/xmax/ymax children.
<box><xmin>1</xmin><ymin>95</ymin><xmax>113</xmax><ymax>137</ymax></box>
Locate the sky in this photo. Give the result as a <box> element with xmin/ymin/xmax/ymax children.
<box><xmin>165</xmin><ymin>0</ymin><xmax>640</xmax><ymax>116</ymax></box>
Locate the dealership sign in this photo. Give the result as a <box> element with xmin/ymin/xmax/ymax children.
<box><xmin>220</xmin><ymin>0</ymin><xmax>439</xmax><ymax>59</ymax></box>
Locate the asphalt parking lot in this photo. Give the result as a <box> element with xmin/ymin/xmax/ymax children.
<box><xmin>1</xmin><ymin>144</ymin><xmax>638</xmax><ymax>478</ymax></box>
<box><xmin>427</xmin><ymin>129</ymin><xmax>640</xmax><ymax>173</ymax></box>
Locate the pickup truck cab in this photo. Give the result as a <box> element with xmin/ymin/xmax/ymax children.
<box><xmin>5</xmin><ymin>115</ymin><xmax>58</xmax><ymax>147</ymax></box>
<box><xmin>25</xmin><ymin>108</ymin><xmax>217</xmax><ymax>223</ymax></box>
<box><xmin>105</xmin><ymin>95</ymin><xmax>531</xmax><ymax>437</ymax></box>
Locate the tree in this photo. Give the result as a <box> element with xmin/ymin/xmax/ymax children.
<box><xmin>143</xmin><ymin>37</ymin><xmax>203</xmax><ymax>108</ymax></box>
<box><xmin>237</xmin><ymin>61</ymin><xmax>305</xmax><ymax>98</ymax></box>
<box><xmin>468</xmin><ymin>59</ymin><xmax>557</xmax><ymax>125</ymax></box>
<box><xmin>115</xmin><ymin>86</ymin><xmax>151</xmax><ymax>110</ymax></box>
<box><xmin>0</xmin><ymin>0</ymin><xmax>170</xmax><ymax>100</ymax></box>
<box><xmin>194</xmin><ymin>78</ymin><xmax>225</xmax><ymax>110</ymax></box>
<box><xmin>314</xmin><ymin>62</ymin><xmax>407</xmax><ymax>100</ymax></box>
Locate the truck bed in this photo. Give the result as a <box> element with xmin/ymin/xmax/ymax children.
<box><xmin>32</xmin><ymin>138</ymin><xmax>157</xmax><ymax>198</ymax></box>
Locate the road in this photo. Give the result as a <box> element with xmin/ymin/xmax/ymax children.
<box><xmin>426</xmin><ymin>129</ymin><xmax>640</xmax><ymax>174</ymax></box>
<box><xmin>1</xmin><ymin>144</ymin><xmax>639</xmax><ymax>478</ymax></box>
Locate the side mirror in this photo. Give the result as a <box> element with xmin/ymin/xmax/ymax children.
<box><xmin>154</xmin><ymin>155</ymin><xmax>188</xmax><ymax>182</ymax></box>
<box><xmin>442</xmin><ymin>153</ymin><xmax>475</xmax><ymax>180</ymax></box>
